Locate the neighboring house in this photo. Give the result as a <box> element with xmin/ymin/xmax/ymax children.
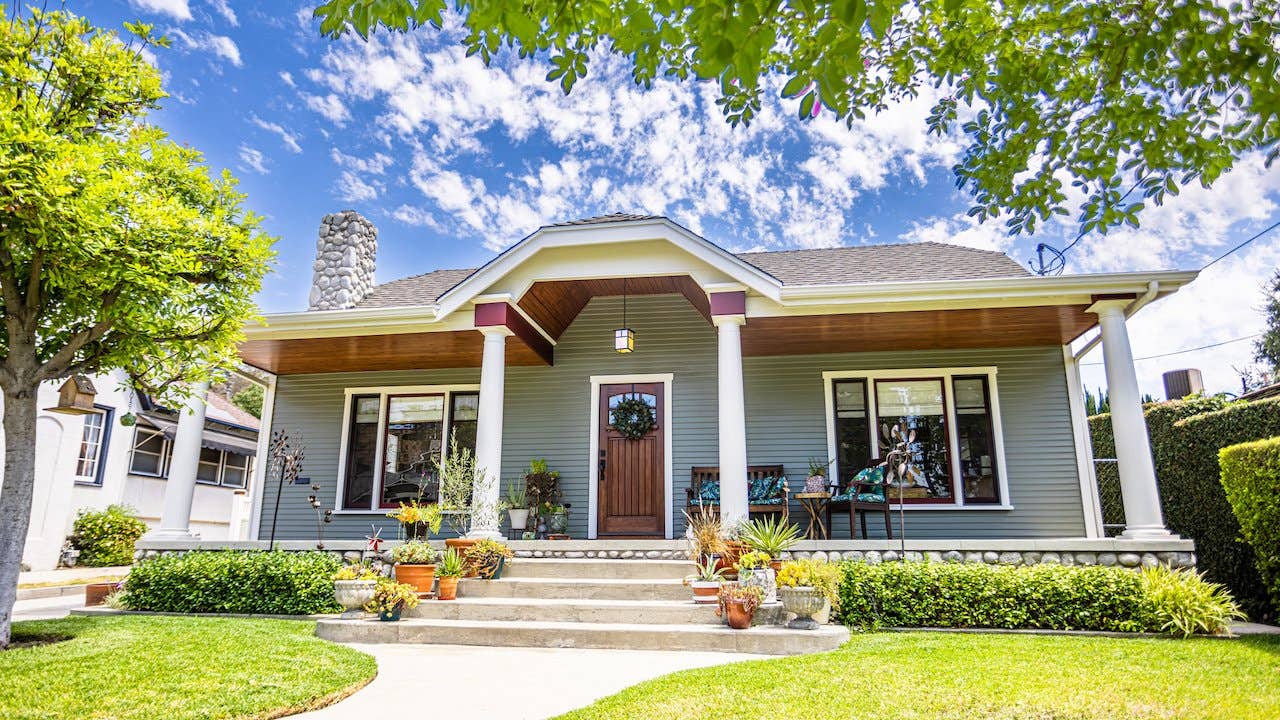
<box><xmin>13</xmin><ymin>369</ymin><xmax>259</xmax><ymax>570</ymax></box>
<box><xmin>211</xmin><ymin>210</ymin><xmax>1197</xmax><ymax>547</ymax></box>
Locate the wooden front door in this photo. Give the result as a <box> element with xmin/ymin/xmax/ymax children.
<box><xmin>598</xmin><ymin>383</ymin><xmax>665</xmax><ymax>537</ymax></box>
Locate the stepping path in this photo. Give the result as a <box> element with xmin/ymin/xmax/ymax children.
<box><xmin>293</xmin><ymin>643</ymin><xmax>766</xmax><ymax>719</ymax></box>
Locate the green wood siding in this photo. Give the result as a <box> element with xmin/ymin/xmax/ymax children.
<box><xmin>257</xmin><ymin>295</ymin><xmax>1085</xmax><ymax>540</ymax></box>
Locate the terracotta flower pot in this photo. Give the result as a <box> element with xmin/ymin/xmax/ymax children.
<box><xmin>726</xmin><ymin>599</ymin><xmax>755</xmax><ymax>630</ymax></box>
<box><xmin>715</xmin><ymin>541</ymin><xmax>747</xmax><ymax>578</ymax></box>
<box><xmin>85</xmin><ymin>582</ymin><xmax>116</xmax><ymax>607</ymax></box>
<box><xmin>394</xmin><ymin>563</ymin><xmax>436</xmax><ymax>594</ymax></box>
<box><xmin>445</xmin><ymin>538</ymin><xmax>480</xmax><ymax>578</ymax></box>
<box><xmin>437</xmin><ymin>576</ymin><xmax>459</xmax><ymax>601</ymax></box>
<box><xmin>691</xmin><ymin>581</ymin><xmax>720</xmax><ymax>604</ymax></box>
<box><xmin>769</xmin><ymin>559</ymin><xmax>783</xmax><ymax>573</ymax></box>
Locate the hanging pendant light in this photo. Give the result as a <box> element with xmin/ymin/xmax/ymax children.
<box><xmin>614</xmin><ymin>278</ymin><xmax>635</xmax><ymax>353</ymax></box>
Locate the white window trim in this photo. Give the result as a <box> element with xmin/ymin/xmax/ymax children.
<box><xmin>194</xmin><ymin>448</ymin><xmax>254</xmax><ymax>489</ymax></box>
<box><xmin>1062</xmin><ymin>346</ymin><xmax>1104</xmax><ymax>537</ymax></box>
<box><xmin>128</xmin><ymin>427</ymin><xmax>170</xmax><ymax>478</ymax></box>
<box><xmin>822</xmin><ymin>367</ymin><xmax>1013</xmax><ymax>510</ymax></box>
<box><xmin>73</xmin><ymin>408</ymin><xmax>110</xmax><ymax>485</ymax></box>
<box><xmin>334</xmin><ymin>384</ymin><xmax>482</xmax><ymax>514</ymax></box>
<box><xmin>587</xmin><ymin>373</ymin><xmax>675</xmax><ymax>539</ymax></box>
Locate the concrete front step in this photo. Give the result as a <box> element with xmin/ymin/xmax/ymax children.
<box><xmin>502</xmin><ymin>558</ymin><xmax>693</xmax><ymax>580</ymax></box>
<box><xmin>459</xmin><ymin>577</ymin><xmax>690</xmax><ymax>601</ymax></box>
<box><xmin>404</xmin><ymin>596</ymin><xmax>787</xmax><ymax>625</ymax></box>
<box><xmin>315</xmin><ymin>617</ymin><xmax>849</xmax><ymax>655</ymax></box>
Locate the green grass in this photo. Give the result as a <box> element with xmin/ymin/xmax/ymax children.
<box><xmin>2</xmin><ymin>616</ymin><xmax>376</xmax><ymax>720</ymax></box>
<box><xmin>558</xmin><ymin>632</ymin><xmax>1280</xmax><ymax>720</ymax></box>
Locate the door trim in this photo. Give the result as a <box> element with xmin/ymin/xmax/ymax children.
<box><xmin>587</xmin><ymin>373</ymin><xmax>674</xmax><ymax>539</ymax></box>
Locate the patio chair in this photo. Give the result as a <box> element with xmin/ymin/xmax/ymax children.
<box><xmin>827</xmin><ymin>462</ymin><xmax>893</xmax><ymax>539</ymax></box>
<box><xmin>686</xmin><ymin>465</ymin><xmax>789</xmax><ymax>522</ymax></box>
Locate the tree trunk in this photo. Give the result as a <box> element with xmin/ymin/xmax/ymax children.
<box><xmin>0</xmin><ymin>385</ymin><xmax>39</xmax><ymax>649</ymax></box>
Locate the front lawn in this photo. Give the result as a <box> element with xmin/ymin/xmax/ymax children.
<box><xmin>558</xmin><ymin>632</ymin><xmax>1280</xmax><ymax>720</ymax></box>
<box><xmin>2</xmin><ymin>616</ymin><xmax>376</xmax><ymax>719</ymax></box>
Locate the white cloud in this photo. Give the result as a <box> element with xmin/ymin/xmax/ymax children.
<box><xmin>391</xmin><ymin>205</ymin><xmax>442</xmax><ymax>229</ymax></box>
<box><xmin>302</xmin><ymin>93</ymin><xmax>351</xmax><ymax>125</ymax></box>
<box><xmin>334</xmin><ymin>171</ymin><xmax>381</xmax><ymax>203</ymax></box>
<box><xmin>250</xmin><ymin>114</ymin><xmax>302</xmax><ymax>153</ymax></box>
<box><xmin>169</xmin><ymin>28</ymin><xmax>242</xmax><ymax>67</ymax></box>
<box><xmin>207</xmin><ymin>0</ymin><xmax>237</xmax><ymax>25</ymax></box>
<box><xmin>900</xmin><ymin>213</ymin><xmax>1016</xmax><ymax>252</ymax></box>
<box><xmin>237</xmin><ymin>144</ymin><xmax>269</xmax><ymax>174</ymax></box>
<box><xmin>279</xmin><ymin>71</ymin><xmax>296</xmax><ymax>88</ymax></box>
<box><xmin>330</xmin><ymin>148</ymin><xmax>394</xmax><ymax>174</ymax></box>
<box><xmin>129</xmin><ymin>0</ymin><xmax>191</xmax><ymax>21</ymax></box>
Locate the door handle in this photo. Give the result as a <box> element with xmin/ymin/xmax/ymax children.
<box><xmin>598</xmin><ymin>449</ymin><xmax>606</xmax><ymax>479</ymax></box>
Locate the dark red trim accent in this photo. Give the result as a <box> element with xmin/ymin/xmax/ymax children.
<box><xmin>474</xmin><ymin>302</ymin><xmax>554</xmax><ymax>366</ymax></box>
<box><xmin>709</xmin><ymin>291</ymin><xmax>746</xmax><ymax>316</ymax></box>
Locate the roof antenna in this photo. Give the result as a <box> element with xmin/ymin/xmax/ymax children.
<box><xmin>1030</xmin><ymin>242</ymin><xmax>1065</xmax><ymax>276</ymax></box>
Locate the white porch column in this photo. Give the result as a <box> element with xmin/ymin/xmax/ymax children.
<box><xmin>146</xmin><ymin>380</ymin><xmax>211</xmax><ymax>540</ymax></box>
<box><xmin>716</xmin><ymin>315</ymin><xmax>749</xmax><ymax>526</ymax></box>
<box><xmin>468</xmin><ymin>327</ymin><xmax>509</xmax><ymax>539</ymax></box>
<box><xmin>1090</xmin><ymin>300</ymin><xmax>1172</xmax><ymax>538</ymax></box>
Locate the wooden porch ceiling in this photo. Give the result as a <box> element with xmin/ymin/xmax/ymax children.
<box><xmin>517</xmin><ymin>275</ymin><xmax>712</xmax><ymax>339</ymax></box>
<box><xmin>740</xmin><ymin>305</ymin><xmax>1098</xmax><ymax>356</ymax></box>
<box><xmin>238</xmin><ymin>330</ymin><xmax>546</xmax><ymax>375</ymax></box>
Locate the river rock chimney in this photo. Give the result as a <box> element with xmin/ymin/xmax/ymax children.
<box><xmin>310</xmin><ymin>210</ymin><xmax>377</xmax><ymax>311</ymax></box>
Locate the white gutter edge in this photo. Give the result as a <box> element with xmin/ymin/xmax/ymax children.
<box><xmin>1073</xmin><ymin>280</ymin><xmax>1160</xmax><ymax>360</ymax></box>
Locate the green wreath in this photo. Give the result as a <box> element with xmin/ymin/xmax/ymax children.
<box><xmin>611</xmin><ymin>396</ymin><xmax>656</xmax><ymax>440</ymax></box>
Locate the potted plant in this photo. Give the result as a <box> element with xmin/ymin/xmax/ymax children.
<box><xmin>717</xmin><ymin>583</ymin><xmax>764</xmax><ymax>630</ymax></box>
<box><xmin>735</xmin><ymin>550</ymin><xmax>776</xmax><ymax>604</ymax></box>
<box><xmin>365</xmin><ymin>581</ymin><xmax>420</xmax><ymax>621</ymax></box>
<box><xmin>333</xmin><ymin>564</ymin><xmax>381</xmax><ymax>617</ymax></box>
<box><xmin>739</xmin><ymin>516</ymin><xmax>803</xmax><ymax>572</ymax></box>
<box><xmin>683</xmin><ymin>506</ymin><xmax>727</xmax><ymax>562</ymax></box>
<box><xmin>546</xmin><ymin>503</ymin><xmax>571</xmax><ymax>536</ymax></box>
<box><xmin>777</xmin><ymin>560</ymin><xmax>840</xmax><ymax>629</ymax></box>
<box><xmin>505</xmin><ymin>486</ymin><xmax>530</xmax><ymax>534</ymax></box>
<box><xmin>392</xmin><ymin>540</ymin><xmax>438</xmax><ymax>593</ymax></box>
<box><xmin>386</xmin><ymin>500</ymin><xmax>443</xmax><ymax>541</ymax></box>
<box><xmin>465</xmin><ymin>538</ymin><xmax>514</xmax><ymax>579</ymax></box>
<box><xmin>524</xmin><ymin>458</ymin><xmax>560</xmax><ymax>536</ymax></box>
<box><xmin>437</xmin><ymin>434</ymin><xmax>478</xmax><ymax>563</ymax></box>
<box><xmin>436</xmin><ymin>548</ymin><xmax>464</xmax><ymax>600</ymax></box>
<box><xmin>684</xmin><ymin>558</ymin><xmax>727</xmax><ymax>604</ymax></box>
<box><xmin>805</xmin><ymin>457</ymin><xmax>834</xmax><ymax>493</ymax></box>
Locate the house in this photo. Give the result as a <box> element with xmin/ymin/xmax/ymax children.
<box><xmin>16</xmin><ymin>368</ymin><xmax>260</xmax><ymax>570</ymax></box>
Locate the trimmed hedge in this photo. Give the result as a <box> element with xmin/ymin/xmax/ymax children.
<box><xmin>1220</xmin><ymin>437</ymin><xmax>1280</xmax><ymax>612</ymax></box>
<box><xmin>838</xmin><ymin>562</ymin><xmax>1153</xmax><ymax>632</ymax></box>
<box><xmin>70</xmin><ymin>505</ymin><xmax>148</xmax><ymax>567</ymax></box>
<box><xmin>837</xmin><ymin>561</ymin><xmax>1242</xmax><ymax>635</ymax></box>
<box><xmin>1090</xmin><ymin>395</ymin><xmax>1280</xmax><ymax>619</ymax></box>
<box><xmin>124</xmin><ymin>551</ymin><xmax>342</xmax><ymax>615</ymax></box>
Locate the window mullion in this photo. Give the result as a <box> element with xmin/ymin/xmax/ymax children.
<box><xmin>867</xmin><ymin>378</ymin><xmax>880</xmax><ymax>461</ymax></box>
<box><xmin>943</xmin><ymin>375</ymin><xmax>964</xmax><ymax>507</ymax></box>
<box><xmin>371</xmin><ymin>393</ymin><xmax>389</xmax><ymax>510</ymax></box>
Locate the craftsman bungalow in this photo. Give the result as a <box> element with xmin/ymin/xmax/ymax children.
<box><xmin>146</xmin><ymin>212</ymin><xmax>1198</xmax><ymax>550</ymax></box>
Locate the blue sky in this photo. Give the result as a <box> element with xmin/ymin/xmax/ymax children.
<box><xmin>80</xmin><ymin>1</ymin><xmax>1280</xmax><ymax>396</ymax></box>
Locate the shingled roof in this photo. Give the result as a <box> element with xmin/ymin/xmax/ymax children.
<box><xmin>351</xmin><ymin>217</ymin><xmax>1031</xmax><ymax>309</ymax></box>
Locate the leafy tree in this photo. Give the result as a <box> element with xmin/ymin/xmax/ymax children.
<box><xmin>1254</xmin><ymin>269</ymin><xmax>1280</xmax><ymax>373</ymax></box>
<box><xmin>0</xmin><ymin>10</ymin><xmax>273</xmax><ymax>647</ymax></box>
<box><xmin>232</xmin><ymin>383</ymin><xmax>265</xmax><ymax>418</ymax></box>
<box><xmin>314</xmin><ymin>0</ymin><xmax>1279</xmax><ymax>240</ymax></box>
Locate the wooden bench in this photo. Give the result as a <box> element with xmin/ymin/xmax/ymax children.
<box><xmin>686</xmin><ymin>465</ymin><xmax>789</xmax><ymax>522</ymax></box>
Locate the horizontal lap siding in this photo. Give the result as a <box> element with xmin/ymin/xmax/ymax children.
<box><xmin>744</xmin><ymin>346</ymin><xmax>1085</xmax><ymax>538</ymax></box>
<box><xmin>259</xmin><ymin>297</ymin><xmax>1084</xmax><ymax>541</ymax></box>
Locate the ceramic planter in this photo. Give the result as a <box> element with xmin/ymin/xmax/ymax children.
<box><xmin>333</xmin><ymin>579</ymin><xmax>378</xmax><ymax>617</ymax></box>
<box><xmin>804</xmin><ymin>475</ymin><xmax>827</xmax><ymax>493</ymax></box>
<box><xmin>378</xmin><ymin>604</ymin><xmax>404</xmax><ymax>622</ymax></box>
<box><xmin>725</xmin><ymin>599</ymin><xmax>756</xmax><ymax>630</ymax></box>
<box><xmin>690</xmin><ymin>580</ymin><xmax>721</xmax><ymax>604</ymax></box>
<box><xmin>779</xmin><ymin>586</ymin><xmax>825</xmax><ymax>630</ymax></box>
<box><xmin>508</xmin><ymin>508</ymin><xmax>530</xmax><ymax>531</ymax></box>
<box><xmin>394</xmin><ymin>563</ymin><xmax>436</xmax><ymax>594</ymax></box>
<box><xmin>437</xmin><ymin>576</ymin><xmax>460</xmax><ymax>601</ymax></box>
<box><xmin>475</xmin><ymin>556</ymin><xmax>506</xmax><ymax>580</ymax></box>
<box><xmin>740</xmin><ymin>567</ymin><xmax>777</xmax><ymax>604</ymax></box>
<box><xmin>548</xmin><ymin>510</ymin><xmax>569</xmax><ymax>534</ymax></box>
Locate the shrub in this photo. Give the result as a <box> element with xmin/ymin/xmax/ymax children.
<box><xmin>1090</xmin><ymin>395</ymin><xmax>1280</xmax><ymax>619</ymax></box>
<box><xmin>69</xmin><ymin>505</ymin><xmax>148</xmax><ymax>567</ymax></box>
<box><xmin>124</xmin><ymin>551</ymin><xmax>342</xmax><ymax>615</ymax></box>
<box><xmin>1140</xmin><ymin>565</ymin><xmax>1244</xmax><ymax>637</ymax></box>
<box><xmin>1219</xmin><ymin>437</ymin><xmax>1280</xmax><ymax>611</ymax></box>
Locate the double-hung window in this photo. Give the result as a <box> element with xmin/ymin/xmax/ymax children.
<box><xmin>826</xmin><ymin>368</ymin><xmax>1007</xmax><ymax>508</ymax></box>
<box><xmin>338</xmin><ymin>386</ymin><xmax>481</xmax><ymax>511</ymax></box>
<box><xmin>74</xmin><ymin>407</ymin><xmax>112</xmax><ymax>485</ymax></box>
<box><xmin>129</xmin><ymin>428</ymin><xmax>169</xmax><ymax>477</ymax></box>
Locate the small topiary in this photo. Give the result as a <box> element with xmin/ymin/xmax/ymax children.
<box><xmin>125</xmin><ymin>551</ymin><xmax>343</xmax><ymax>615</ymax></box>
<box><xmin>69</xmin><ymin>505</ymin><xmax>148</xmax><ymax>567</ymax></box>
<box><xmin>1219</xmin><ymin>436</ymin><xmax>1280</xmax><ymax>613</ymax></box>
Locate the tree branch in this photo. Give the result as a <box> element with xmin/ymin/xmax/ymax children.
<box><xmin>35</xmin><ymin>289</ymin><xmax>120</xmax><ymax>381</ymax></box>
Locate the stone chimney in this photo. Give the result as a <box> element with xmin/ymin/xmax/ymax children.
<box><xmin>310</xmin><ymin>210</ymin><xmax>377</xmax><ymax>311</ymax></box>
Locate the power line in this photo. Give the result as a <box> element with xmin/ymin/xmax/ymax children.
<box><xmin>1201</xmin><ymin>219</ymin><xmax>1280</xmax><ymax>270</ymax></box>
<box><xmin>1080</xmin><ymin>333</ymin><xmax>1261</xmax><ymax>365</ymax></box>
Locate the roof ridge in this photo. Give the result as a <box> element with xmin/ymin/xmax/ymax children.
<box><xmin>735</xmin><ymin>239</ymin><xmax>1012</xmax><ymax>257</ymax></box>
<box><xmin>370</xmin><ymin>266</ymin><xmax>476</xmax><ymax>286</ymax></box>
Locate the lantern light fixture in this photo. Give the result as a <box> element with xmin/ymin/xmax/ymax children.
<box><xmin>615</xmin><ymin>278</ymin><xmax>635</xmax><ymax>353</ymax></box>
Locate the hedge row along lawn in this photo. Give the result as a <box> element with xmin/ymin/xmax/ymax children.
<box><xmin>1</xmin><ymin>616</ymin><xmax>375</xmax><ymax>719</ymax></box>
<box><xmin>558</xmin><ymin>632</ymin><xmax>1280</xmax><ymax>720</ymax></box>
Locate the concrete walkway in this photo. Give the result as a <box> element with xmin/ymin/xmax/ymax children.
<box><xmin>18</xmin><ymin>566</ymin><xmax>129</xmax><ymax>586</ymax></box>
<box><xmin>293</xmin><ymin>643</ymin><xmax>766</xmax><ymax>720</ymax></box>
<box><xmin>11</xmin><ymin>594</ymin><xmax>85</xmax><ymax>622</ymax></box>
